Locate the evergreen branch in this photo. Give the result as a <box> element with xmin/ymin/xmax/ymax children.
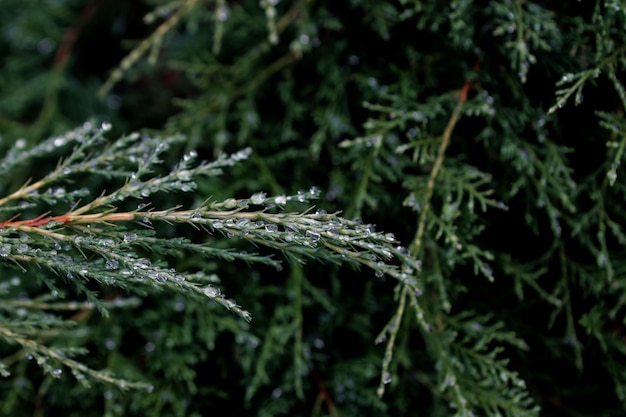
<box><xmin>212</xmin><ymin>0</ymin><xmax>227</xmax><ymax>54</ymax></box>
<box><xmin>347</xmin><ymin>133</ymin><xmax>383</xmax><ymax>219</ymax></box>
<box><xmin>558</xmin><ymin>246</ymin><xmax>583</xmax><ymax>371</ymax></box>
<box><xmin>375</xmin><ymin>69</ymin><xmax>475</xmax><ymax>401</ymax></box>
<box><xmin>6</xmin><ymin>1</ymin><xmax>624</xmax><ymax>414</ymax></box>
<box><xmin>245</xmin><ymin>305</ymin><xmax>296</xmax><ymax>402</ymax></box>
<box><xmin>291</xmin><ymin>263</ymin><xmax>305</xmax><ymax>399</ymax></box>
<box><xmin>0</xmin><ymin>296</ymin><xmax>141</xmax><ymax>312</ymax></box>
<box><xmin>239</xmin><ymin>51</ymin><xmax>300</xmax><ymax>95</ymax></box>
<box><xmin>598</xmin><ymin>110</ymin><xmax>626</xmax><ymax>186</ymax></box>
<box><xmin>98</xmin><ymin>0</ymin><xmax>199</xmax><ymax>98</ymax></box>
<box><xmin>29</xmin><ymin>0</ymin><xmax>107</xmax><ymax>139</ymax></box>
<box><xmin>0</xmin><ymin>324</ymin><xmax>152</xmax><ymax>391</ymax></box>
<box><xmin>501</xmin><ymin>255</ymin><xmax>562</xmax><ymax>307</ymax></box>
<box><xmin>376</xmin><ymin>284</ymin><xmax>407</xmax><ymax>398</ymax></box>
<box><xmin>0</xmin><ymin>124</ymin><xmax>424</xmax><ymax>391</ymax></box>
<box><xmin>409</xmin><ymin>71</ymin><xmax>473</xmax><ymax>257</ymax></box>
<box><xmin>549</xmin><ymin>46</ymin><xmax>626</xmax><ymax>114</ymax></box>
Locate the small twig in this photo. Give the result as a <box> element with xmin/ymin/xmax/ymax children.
<box><xmin>98</xmin><ymin>0</ymin><xmax>199</xmax><ymax>98</ymax></box>
<box><xmin>409</xmin><ymin>62</ymin><xmax>477</xmax><ymax>257</ymax></box>
<box><xmin>54</xmin><ymin>0</ymin><xmax>111</xmax><ymax>70</ymax></box>
<box><xmin>312</xmin><ymin>369</ymin><xmax>341</xmax><ymax>417</ymax></box>
<box><xmin>32</xmin><ymin>0</ymin><xmax>110</xmax><ymax>138</ymax></box>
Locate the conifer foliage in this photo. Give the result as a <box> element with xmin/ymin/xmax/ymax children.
<box><xmin>1</xmin><ymin>1</ymin><xmax>626</xmax><ymax>416</ymax></box>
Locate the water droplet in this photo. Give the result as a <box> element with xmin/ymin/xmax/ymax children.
<box><xmin>0</xmin><ymin>246</ymin><xmax>10</xmax><ymax>257</ymax></box>
<box><xmin>53</xmin><ymin>137</ymin><xmax>67</xmax><ymax>147</ymax></box>
<box><xmin>101</xmin><ymin>122</ymin><xmax>112</xmax><ymax>131</ymax></box>
<box><xmin>383</xmin><ymin>373</ymin><xmax>392</xmax><ymax>384</ymax></box>
<box><xmin>124</xmin><ymin>233</ymin><xmax>138</xmax><ymax>243</ymax></box>
<box><xmin>575</xmin><ymin>92</ymin><xmax>584</xmax><ymax>105</ymax></box>
<box><xmin>105</xmin><ymin>259</ymin><xmax>119</xmax><ymax>270</ymax></box>
<box><xmin>204</xmin><ymin>286</ymin><xmax>221</xmax><ymax>297</ymax></box>
<box><xmin>274</xmin><ymin>195</ymin><xmax>287</xmax><ymax>205</ymax></box>
<box><xmin>315</xmin><ymin>209</ymin><xmax>327</xmax><ymax>215</ymax></box>
<box><xmin>134</xmin><ymin>259</ymin><xmax>151</xmax><ymax>269</ymax></box>
<box><xmin>265</xmin><ymin>224</ymin><xmax>278</xmax><ymax>232</ymax></box>
<box><xmin>395</xmin><ymin>246</ymin><xmax>408</xmax><ymax>255</ymax></box>
<box><xmin>191</xmin><ymin>212</ymin><xmax>202</xmax><ymax>220</ymax></box>
<box><xmin>313</xmin><ymin>338</ymin><xmax>325</xmax><ymax>349</ymax></box>
<box><xmin>285</xmin><ymin>224</ymin><xmax>299</xmax><ymax>234</ymax></box>
<box><xmin>37</xmin><ymin>38</ymin><xmax>56</xmax><ymax>55</ymax></box>
<box><xmin>104</xmin><ymin>391</ymin><xmax>113</xmax><ymax>400</ymax></box>
<box><xmin>217</xmin><ymin>5</ymin><xmax>229</xmax><ymax>21</ymax></box>
<box><xmin>375</xmin><ymin>261</ymin><xmax>385</xmax><ymax>278</ymax></box>
<box><xmin>106</xmin><ymin>93</ymin><xmax>122</xmax><ymax>109</ymax></box>
<box><xmin>50</xmin><ymin>187</ymin><xmax>66</xmax><ymax>198</ymax></box>
<box><xmin>271</xmin><ymin>388</ymin><xmax>283</xmax><ymax>399</ymax></box>
<box><xmin>349</xmin><ymin>55</ymin><xmax>359</xmax><ymax>65</ymax></box>
<box><xmin>231</xmin><ymin>147</ymin><xmax>252</xmax><ymax>161</ymax></box>
<box><xmin>297</xmin><ymin>190</ymin><xmax>306</xmax><ymax>202</ymax></box>
<box><xmin>483</xmin><ymin>265</ymin><xmax>493</xmax><ymax>278</ymax></box>
<box><xmin>145</xmin><ymin>342</ymin><xmax>155</xmax><ymax>353</ymax></box>
<box><xmin>213</xmin><ymin>221</ymin><xmax>224</xmax><ymax>229</ymax></box>
<box><xmin>183</xmin><ymin>150</ymin><xmax>197</xmax><ymax>161</ymax></box>
<box><xmin>52</xmin><ymin>368</ymin><xmax>62</xmax><ymax>377</ymax></box>
<box><xmin>105</xmin><ymin>339</ymin><xmax>117</xmax><ymax>350</ymax></box>
<box><xmin>177</xmin><ymin>170</ymin><xmax>191</xmax><ymax>181</ymax></box>
<box><xmin>306</xmin><ymin>230</ymin><xmax>321</xmax><ymax>242</ymax></box>
<box><xmin>250</xmin><ymin>192</ymin><xmax>266</xmax><ymax>205</ymax></box>
<box><xmin>218</xmin><ymin>198</ymin><xmax>236</xmax><ymax>209</ymax></box>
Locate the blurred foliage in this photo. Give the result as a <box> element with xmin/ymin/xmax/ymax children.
<box><xmin>1</xmin><ymin>0</ymin><xmax>626</xmax><ymax>416</ymax></box>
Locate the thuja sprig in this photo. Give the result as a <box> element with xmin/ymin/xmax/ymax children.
<box><xmin>0</xmin><ymin>122</ymin><xmax>423</xmax><ymax>389</ymax></box>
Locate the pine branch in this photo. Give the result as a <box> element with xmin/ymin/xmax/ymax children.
<box><xmin>0</xmin><ymin>122</ymin><xmax>422</xmax><ymax>390</ymax></box>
